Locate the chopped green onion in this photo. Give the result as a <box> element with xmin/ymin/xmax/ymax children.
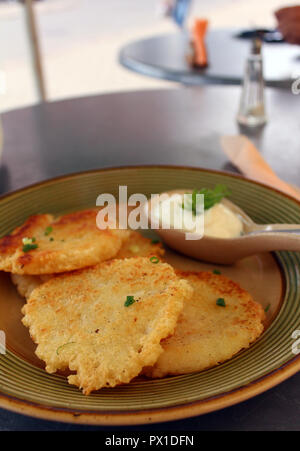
<box><xmin>49</xmin><ymin>237</ymin><xmax>54</xmax><ymax>242</ymax></box>
<box><xmin>22</xmin><ymin>243</ymin><xmax>38</xmax><ymax>253</ymax></box>
<box><xmin>124</xmin><ymin>295</ymin><xmax>136</xmax><ymax>307</ymax></box>
<box><xmin>213</xmin><ymin>269</ymin><xmax>221</xmax><ymax>275</ymax></box>
<box><xmin>151</xmin><ymin>239</ymin><xmax>160</xmax><ymax>244</ymax></box>
<box><xmin>150</xmin><ymin>256</ymin><xmax>159</xmax><ymax>264</ymax></box>
<box><xmin>56</xmin><ymin>342</ymin><xmax>76</xmax><ymax>355</ymax></box>
<box><xmin>22</xmin><ymin>237</ymin><xmax>35</xmax><ymax>245</ymax></box>
<box><xmin>22</xmin><ymin>237</ymin><xmax>38</xmax><ymax>252</ymax></box>
<box><xmin>264</xmin><ymin>304</ymin><xmax>271</xmax><ymax>313</ymax></box>
<box><xmin>44</xmin><ymin>226</ymin><xmax>53</xmax><ymax>236</ymax></box>
<box><xmin>216</xmin><ymin>298</ymin><xmax>226</xmax><ymax>307</ymax></box>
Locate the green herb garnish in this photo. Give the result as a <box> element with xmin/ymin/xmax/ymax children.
<box><xmin>56</xmin><ymin>342</ymin><xmax>76</xmax><ymax>355</ymax></box>
<box><xmin>151</xmin><ymin>239</ymin><xmax>160</xmax><ymax>244</ymax></box>
<box><xmin>44</xmin><ymin>226</ymin><xmax>53</xmax><ymax>236</ymax></box>
<box><xmin>149</xmin><ymin>256</ymin><xmax>160</xmax><ymax>264</ymax></box>
<box><xmin>264</xmin><ymin>304</ymin><xmax>271</xmax><ymax>313</ymax></box>
<box><xmin>124</xmin><ymin>295</ymin><xmax>136</xmax><ymax>307</ymax></box>
<box><xmin>213</xmin><ymin>269</ymin><xmax>221</xmax><ymax>275</ymax></box>
<box><xmin>49</xmin><ymin>237</ymin><xmax>54</xmax><ymax>242</ymax></box>
<box><xmin>216</xmin><ymin>298</ymin><xmax>226</xmax><ymax>307</ymax></box>
<box><xmin>22</xmin><ymin>237</ymin><xmax>38</xmax><ymax>252</ymax></box>
<box><xmin>22</xmin><ymin>237</ymin><xmax>35</xmax><ymax>245</ymax></box>
<box><xmin>182</xmin><ymin>184</ymin><xmax>231</xmax><ymax>214</ymax></box>
<box><xmin>22</xmin><ymin>243</ymin><xmax>38</xmax><ymax>252</ymax></box>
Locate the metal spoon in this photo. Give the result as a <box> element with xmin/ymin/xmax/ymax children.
<box><xmin>147</xmin><ymin>192</ymin><xmax>300</xmax><ymax>265</ymax></box>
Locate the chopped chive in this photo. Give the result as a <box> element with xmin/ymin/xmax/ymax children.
<box><xmin>56</xmin><ymin>342</ymin><xmax>76</xmax><ymax>355</ymax></box>
<box><xmin>216</xmin><ymin>298</ymin><xmax>226</xmax><ymax>307</ymax></box>
<box><xmin>213</xmin><ymin>269</ymin><xmax>221</xmax><ymax>275</ymax></box>
<box><xmin>44</xmin><ymin>226</ymin><xmax>53</xmax><ymax>236</ymax></box>
<box><xmin>151</xmin><ymin>239</ymin><xmax>160</xmax><ymax>244</ymax></box>
<box><xmin>124</xmin><ymin>295</ymin><xmax>136</xmax><ymax>307</ymax></box>
<box><xmin>150</xmin><ymin>256</ymin><xmax>159</xmax><ymax>264</ymax></box>
<box><xmin>22</xmin><ymin>237</ymin><xmax>35</xmax><ymax>245</ymax></box>
<box><xmin>22</xmin><ymin>243</ymin><xmax>38</xmax><ymax>253</ymax></box>
<box><xmin>264</xmin><ymin>304</ymin><xmax>271</xmax><ymax>313</ymax></box>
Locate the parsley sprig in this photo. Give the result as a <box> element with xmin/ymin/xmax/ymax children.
<box><xmin>182</xmin><ymin>184</ymin><xmax>231</xmax><ymax>214</ymax></box>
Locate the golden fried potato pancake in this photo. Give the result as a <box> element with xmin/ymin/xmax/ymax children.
<box><xmin>22</xmin><ymin>257</ymin><xmax>192</xmax><ymax>394</ymax></box>
<box><xmin>11</xmin><ymin>274</ymin><xmax>51</xmax><ymax>300</ymax></box>
<box><xmin>115</xmin><ymin>231</ymin><xmax>164</xmax><ymax>259</ymax></box>
<box><xmin>0</xmin><ymin>210</ymin><xmax>129</xmax><ymax>275</ymax></box>
<box><xmin>143</xmin><ymin>271</ymin><xmax>265</xmax><ymax>378</ymax></box>
<box><xmin>10</xmin><ymin>231</ymin><xmax>164</xmax><ymax>299</ymax></box>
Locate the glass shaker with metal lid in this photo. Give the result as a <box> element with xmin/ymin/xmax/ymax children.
<box><xmin>237</xmin><ymin>37</ymin><xmax>267</xmax><ymax>127</ymax></box>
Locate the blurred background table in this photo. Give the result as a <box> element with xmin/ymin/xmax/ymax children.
<box><xmin>119</xmin><ymin>29</ymin><xmax>300</xmax><ymax>87</ymax></box>
<box><xmin>1</xmin><ymin>85</ymin><xmax>299</xmax><ymax>194</ymax></box>
<box><xmin>0</xmin><ymin>85</ymin><xmax>300</xmax><ymax>430</ymax></box>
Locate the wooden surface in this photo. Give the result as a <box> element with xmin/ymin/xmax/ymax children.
<box><xmin>0</xmin><ymin>86</ymin><xmax>300</xmax><ymax>430</ymax></box>
<box><xmin>119</xmin><ymin>30</ymin><xmax>300</xmax><ymax>87</ymax></box>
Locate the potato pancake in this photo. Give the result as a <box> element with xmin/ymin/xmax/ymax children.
<box><xmin>143</xmin><ymin>271</ymin><xmax>265</xmax><ymax>378</ymax></box>
<box><xmin>11</xmin><ymin>231</ymin><xmax>164</xmax><ymax>299</ymax></box>
<box><xmin>11</xmin><ymin>274</ymin><xmax>51</xmax><ymax>300</ymax></box>
<box><xmin>0</xmin><ymin>210</ymin><xmax>129</xmax><ymax>274</ymax></box>
<box><xmin>22</xmin><ymin>257</ymin><xmax>192</xmax><ymax>394</ymax></box>
<box><xmin>115</xmin><ymin>231</ymin><xmax>164</xmax><ymax>259</ymax></box>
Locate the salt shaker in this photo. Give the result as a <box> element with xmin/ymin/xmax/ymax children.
<box><xmin>237</xmin><ymin>37</ymin><xmax>267</xmax><ymax>127</ymax></box>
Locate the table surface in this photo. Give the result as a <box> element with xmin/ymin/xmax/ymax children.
<box><xmin>1</xmin><ymin>86</ymin><xmax>300</xmax><ymax>431</ymax></box>
<box><xmin>119</xmin><ymin>30</ymin><xmax>300</xmax><ymax>87</ymax></box>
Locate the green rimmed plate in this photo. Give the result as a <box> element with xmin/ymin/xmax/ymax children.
<box><xmin>0</xmin><ymin>165</ymin><xmax>300</xmax><ymax>425</ymax></box>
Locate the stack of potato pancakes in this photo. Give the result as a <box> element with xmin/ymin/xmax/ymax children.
<box><xmin>0</xmin><ymin>209</ymin><xmax>264</xmax><ymax>395</ymax></box>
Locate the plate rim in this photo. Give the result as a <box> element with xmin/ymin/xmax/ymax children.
<box><xmin>1</xmin><ymin>164</ymin><xmax>300</xmax><ymax>425</ymax></box>
<box><xmin>0</xmin><ymin>355</ymin><xmax>300</xmax><ymax>425</ymax></box>
<box><xmin>1</xmin><ymin>164</ymin><xmax>300</xmax><ymax>208</ymax></box>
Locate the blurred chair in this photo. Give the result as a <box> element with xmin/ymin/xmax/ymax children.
<box><xmin>160</xmin><ymin>0</ymin><xmax>193</xmax><ymax>27</ymax></box>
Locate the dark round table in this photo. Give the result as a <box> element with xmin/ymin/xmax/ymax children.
<box><xmin>1</xmin><ymin>86</ymin><xmax>300</xmax><ymax>431</ymax></box>
<box><xmin>119</xmin><ymin>29</ymin><xmax>300</xmax><ymax>87</ymax></box>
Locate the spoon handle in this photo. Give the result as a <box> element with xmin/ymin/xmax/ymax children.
<box><xmin>253</xmin><ymin>224</ymin><xmax>300</xmax><ymax>234</ymax></box>
<box><xmin>248</xmin><ymin>224</ymin><xmax>300</xmax><ymax>252</ymax></box>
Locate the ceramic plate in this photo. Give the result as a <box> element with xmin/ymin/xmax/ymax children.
<box><xmin>0</xmin><ymin>166</ymin><xmax>300</xmax><ymax>425</ymax></box>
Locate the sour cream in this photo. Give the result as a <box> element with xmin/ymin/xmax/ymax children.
<box><xmin>152</xmin><ymin>194</ymin><xmax>243</xmax><ymax>239</ymax></box>
<box><xmin>202</xmin><ymin>202</ymin><xmax>243</xmax><ymax>238</ymax></box>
